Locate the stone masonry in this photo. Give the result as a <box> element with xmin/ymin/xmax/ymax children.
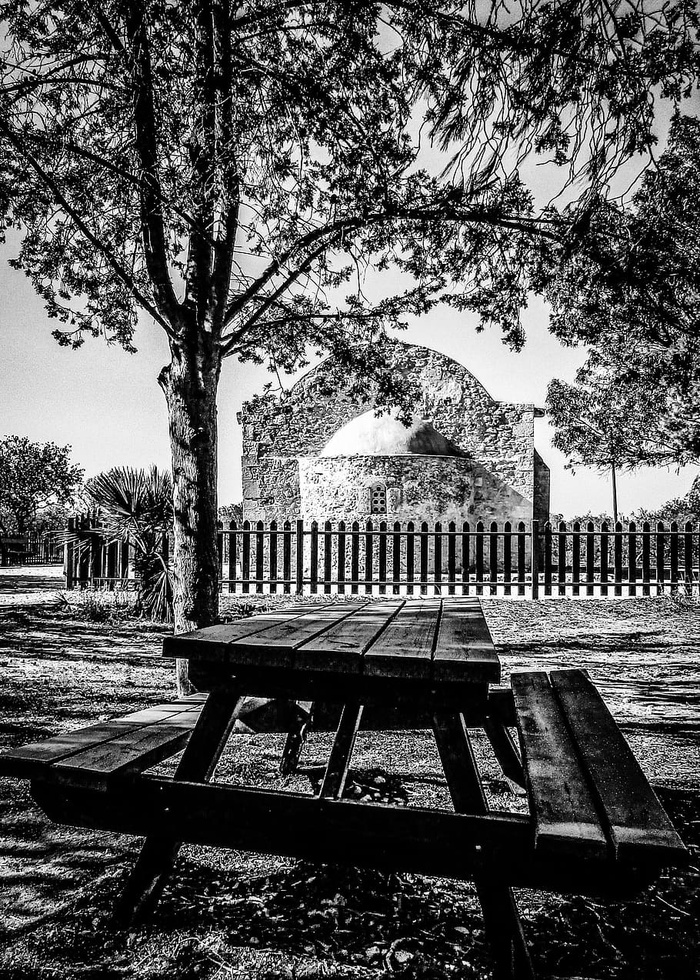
<box><xmin>238</xmin><ymin>340</ymin><xmax>549</xmax><ymax>525</ymax></box>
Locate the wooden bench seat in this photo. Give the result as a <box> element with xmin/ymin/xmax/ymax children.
<box><xmin>507</xmin><ymin>669</ymin><xmax>687</xmax><ymax>869</ymax></box>
<box><xmin>0</xmin><ymin>695</ymin><xmax>206</xmax><ymax>789</ymax></box>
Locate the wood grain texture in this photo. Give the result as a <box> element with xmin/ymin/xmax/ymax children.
<box><xmin>432</xmin><ymin>599</ymin><xmax>500</xmax><ymax>683</ymax></box>
<box><xmin>364</xmin><ymin>600</ymin><xmax>441</xmax><ymax>679</ymax></box>
<box><xmin>293</xmin><ymin>601</ymin><xmax>395</xmax><ymax>672</ymax></box>
<box><xmin>511</xmin><ymin>671</ymin><xmax>608</xmax><ymax>859</ymax></box>
<box><xmin>550</xmin><ymin>669</ymin><xmax>686</xmax><ymax>862</ymax></box>
<box><xmin>0</xmin><ymin>698</ymin><xmax>205</xmax><ymax>779</ymax></box>
<box><xmin>162</xmin><ymin>605</ymin><xmax>328</xmax><ymax>663</ymax></box>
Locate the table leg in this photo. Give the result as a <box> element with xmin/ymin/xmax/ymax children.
<box><xmin>114</xmin><ymin>683</ymin><xmax>242</xmax><ymax>927</ymax></box>
<box><xmin>319</xmin><ymin>701</ymin><xmax>364</xmax><ymax>799</ymax></box>
<box><xmin>280</xmin><ymin>700</ymin><xmax>314</xmax><ymax>776</ymax></box>
<box><xmin>432</xmin><ymin>712</ymin><xmax>535</xmax><ymax>980</ymax></box>
<box><xmin>484</xmin><ymin>717</ymin><xmax>526</xmax><ymax>789</ymax></box>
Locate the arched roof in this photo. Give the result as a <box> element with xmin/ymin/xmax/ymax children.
<box><xmin>321</xmin><ymin>410</ymin><xmax>465</xmax><ymax>457</ymax></box>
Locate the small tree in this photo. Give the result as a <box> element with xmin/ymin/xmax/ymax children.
<box><xmin>86</xmin><ymin>466</ymin><xmax>174</xmax><ymax>621</ymax></box>
<box><xmin>545</xmin><ymin>372</ymin><xmax>660</xmax><ymax>521</ymax></box>
<box><xmin>0</xmin><ymin>435</ymin><xmax>83</xmax><ymax>536</ymax></box>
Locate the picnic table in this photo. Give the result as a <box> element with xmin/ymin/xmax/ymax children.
<box><xmin>0</xmin><ymin>597</ymin><xmax>688</xmax><ymax>980</ymax></box>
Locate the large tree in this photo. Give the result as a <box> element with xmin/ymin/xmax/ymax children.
<box><xmin>0</xmin><ymin>434</ymin><xmax>83</xmax><ymax>536</ymax></box>
<box><xmin>1</xmin><ymin>1</ymin><xmax>697</xmax><ymax>667</ymax></box>
<box><xmin>544</xmin><ymin>112</ymin><xmax>700</xmax><ymax>468</ymax></box>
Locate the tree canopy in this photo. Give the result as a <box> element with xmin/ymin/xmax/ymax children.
<box><xmin>0</xmin><ymin>434</ymin><xmax>83</xmax><ymax>536</ymax></box>
<box><xmin>545</xmin><ymin>112</ymin><xmax>700</xmax><ymax>468</ymax></box>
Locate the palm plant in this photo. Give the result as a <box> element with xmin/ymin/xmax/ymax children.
<box><xmin>86</xmin><ymin>466</ymin><xmax>174</xmax><ymax>622</ymax></box>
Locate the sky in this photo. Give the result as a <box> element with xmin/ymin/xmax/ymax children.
<box><xmin>2</xmin><ymin>250</ymin><xmax>698</xmax><ymax>520</ymax></box>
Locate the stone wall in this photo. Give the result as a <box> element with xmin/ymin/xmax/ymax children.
<box><xmin>239</xmin><ymin>340</ymin><xmax>549</xmax><ymax>522</ymax></box>
<box><xmin>296</xmin><ymin>455</ymin><xmax>534</xmax><ymax>526</ymax></box>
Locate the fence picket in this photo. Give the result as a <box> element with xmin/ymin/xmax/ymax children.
<box><xmin>434</xmin><ymin>521</ymin><xmax>442</xmax><ymax>595</ymax></box>
<box><xmin>558</xmin><ymin>521</ymin><xmax>567</xmax><ymax>596</ymax></box>
<box><xmin>406</xmin><ymin>521</ymin><xmax>415</xmax><ymax>596</ymax></box>
<box><xmin>242</xmin><ymin>520</ymin><xmax>251</xmax><ymax>594</ymax></box>
<box><xmin>365</xmin><ymin>520</ymin><xmax>373</xmax><ymax>594</ymax></box>
<box><xmin>656</xmin><ymin>522</ymin><xmax>665</xmax><ymax>595</ymax></box>
<box><xmin>283</xmin><ymin>520</ymin><xmax>291</xmax><ymax>593</ymax></box>
<box><xmin>448</xmin><ymin>521</ymin><xmax>456</xmax><ymax>595</ymax></box>
<box><xmin>503</xmin><ymin>521</ymin><xmax>511</xmax><ymax>596</ymax></box>
<box><xmin>586</xmin><ymin>521</ymin><xmax>595</xmax><ymax>596</ymax></box>
<box><xmin>310</xmin><ymin>521</ymin><xmax>319</xmax><ymax>594</ymax></box>
<box><xmin>269</xmin><ymin>520</ymin><xmax>278</xmax><ymax>594</ymax></box>
<box><xmin>351</xmin><ymin>521</ymin><xmax>360</xmax><ymax>594</ymax></box>
<box><xmin>544</xmin><ymin>522</ymin><xmax>552</xmax><ymax>597</ymax></box>
<box><xmin>337</xmin><ymin>521</ymin><xmax>346</xmax><ymax>594</ymax></box>
<box><xmin>614</xmin><ymin>521</ymin><xmax>623</xmax><ymax>596</ymax></box>
<box><xmin>324</xmin><ymin>521</ymin><xmax>333</xmax><ymax>595</ymax></box>
<box><xmin>628</xmin><ymin>521</ymin><xmax>637</xmax><ymax>597</ymax></box>
<box><xmin>642</xmin><ymin>522</ymin><xmax>651</xmax><ymax>596</ymax></box>
<box><xmin>572</xmin><ymin>521</ymin><xmax>580</xmax><ymax>597</ymax></box>
<box><xmin>600</xmin><ymin>521</ymin><xmax>609</xmax><ymax>596</ymax></box>
<box><xmin>420</xmin><ymin>522</ymin><xmax>428</xmax><ymax>596</ymax></box>
<box><xmin>228</xmin><ymin>521</ymin><xmax>237</xmax><ymax>593</ymax></box>
<box><xmin>685</xmin><ymin>522</ymin><xmax>694</xmax><ymax>594</ymax></box>
<box><xmin>670</xmin><ymin>521</ymin><xmax>679</xmax><ymax>587</ymax></box>
<box><xmin>489</xmin><ymin>521</ymin><xmax>498</xmax><ymax>596</ymax></box>
<box><xmin>379</xmin><ymin>520</ymin><xmax>387</xmax><ymax>595</ymax></box>
<box><xmin>393</xmin><ymin>522</ymin><xmax>401</xmax><ymax>595</ymax></box>
<box><xmin>517</xmin><ymin>522</ymin><xmax>526</xmax><ymax>596</ymax></box>
<box><xmin>295</xmin><ymin>519</ymin><xmax>304</xmax><ymax>593</ymax></box>
<box><xmin>475</xmin><ymin>521</ymin><xmax>484</xmax><ymax>596</ymax></box>
<box><xmin>256</xmin><ymin>521</ymin><xmax>264</xmax><ymax>594</ymax></box>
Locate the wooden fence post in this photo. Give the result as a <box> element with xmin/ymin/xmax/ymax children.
<box><xmin>531</xmin><ymin>520</ymin><xmax>539</xmax><ymax>599</ymax></box>
<box><xmin>295</xmin><ymin>519</ymin><xmax>304</xmax><ymax>594</ymax></box>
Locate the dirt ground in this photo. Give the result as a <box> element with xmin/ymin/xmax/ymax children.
<box><xmin>0</xmin><ymin>568</ymin><xmax>698</xmax><ymax>979</ymax></box>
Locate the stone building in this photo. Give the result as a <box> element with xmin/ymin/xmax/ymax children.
<box><xmin>239</xmin><ymin>341</ymin><xmax>550</xmax><ymax>525</ymax></box>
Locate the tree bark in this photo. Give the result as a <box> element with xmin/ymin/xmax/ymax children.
<box><xmin>160</xmin><ymin>337</ymin><xmax>222</xmax><ymax>695</ymax></box>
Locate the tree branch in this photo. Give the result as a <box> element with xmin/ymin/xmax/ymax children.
<box><xmin>124</xmin><ymin>3</ymin><xmax>181</xmax><ymax>325</ymax></box>
<box><xmin>0</xmin><ymin>121</ymin><xmax>176</xmax><ymax>337</ymax></box>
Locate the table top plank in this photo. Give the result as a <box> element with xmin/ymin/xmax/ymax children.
<box><xmin>511</xmin><ymin>670</ymin><xmax>608</xmax><ymax>860</ymax></box>
<box><xmin>550</xmin><ymin>669</ymin><xmax>686</xmax><ymax>861</ymax></box>
<box><xmin>294</xmin><ymin>601</ymin><xmax>402</xmax><ymax>673</ymax></box>
<box><xmin>432</xmin><ymin>598</ymin><xmax>500</xmax><ymax>683</ymax></box>
<box><xmin>363</xmin><ymin>600</ymin><xmax>441</xmax><ymax>679</ymax></box>
<box><xmin>163</xmin><ymin>605</ymin><xmax>329</xmax><ymax>663</ymax></box>
<box><xmin>237</xmin><ymin>603</ymin><xmax>366</xmax><ymax>654</ymax></box>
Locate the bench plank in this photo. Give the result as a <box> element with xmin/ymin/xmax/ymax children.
<box><xmin>294</xmin><ymin>601</ymin><xmax>398</xmax><ymax>672</ymax></box>
<box><xmin>511</xmin><ymin>671</ymin><xmax>608</xmax><ymax>859</ymax></box>
<box><xmin>364</xmin><ymin>600</ymin><xmax>441</xmax><ymax>679</ymax></box>
<box><xmin>432</xmin><ymin>599</ymin><xmax>500</xmax><ymax>683</ymax></box>
<box><xmin>0</xmin><ymin>697</ymin><xmax>205</xmax><ymax>779</ymax></box>
<box><xmin>550</xmin><ymin>669</ymin><xmax>686</xmax><ymax>862</ymax></box>
<box><xmin>53</xmin><ymin>706</ymin><xmax>204</xmax><ymax>785</ymax></box>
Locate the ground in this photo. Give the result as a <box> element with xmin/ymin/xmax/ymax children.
<box><xmin>0</xmin><ymin>566</ymin><xmax>698</xmax><ymax>979</ymax></box>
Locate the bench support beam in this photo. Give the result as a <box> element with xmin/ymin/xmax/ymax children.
<box><xmin>114</xmin><ymin>684</ymin><xmax>242</xmax><ymax>927</ymax></box>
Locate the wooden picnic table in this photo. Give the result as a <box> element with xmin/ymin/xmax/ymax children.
<box><xmin>0</xmin><ymin>597</ymin><xmax>688</xmax><ymax>980</ymax></box>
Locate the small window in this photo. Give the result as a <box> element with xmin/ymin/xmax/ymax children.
<box><xmin>370</xmin><ymin>483</ymin><xmax>387</xmax><ymax>514</ymax></box>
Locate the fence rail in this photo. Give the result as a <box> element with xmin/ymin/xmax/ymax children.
<box><xmin>65</xmin><ymin>516</ymin><xmax>700</xmax><ymax>598</ymax></box>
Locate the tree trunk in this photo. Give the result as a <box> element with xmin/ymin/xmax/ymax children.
<box><xmin>160</xmin><ymin>339</ymin><xmax>222</xmax><ymax>695</ymax></box>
